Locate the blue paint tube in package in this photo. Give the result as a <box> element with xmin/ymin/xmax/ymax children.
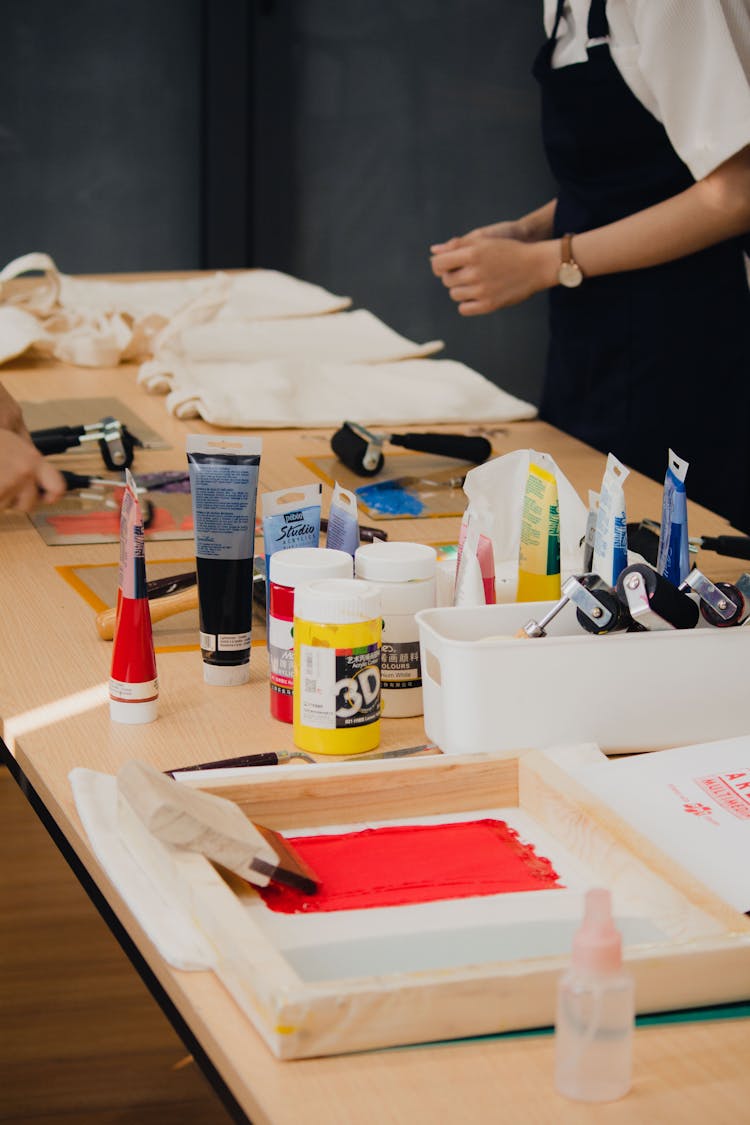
<box><xmin>187</xmin><ymin>434</ymin><xmax>262</xmax><ymax>686</ymax></box>
<box><xmin>325</xmin><ymin>482</ymin><xmax>360</xmax><ymax>556</ymax></box>
<box><xmin>262</xmin><ymin>482</ymin><xmax>322</xmax><ymax>589</ymax></box>
<box><xmin>592</xmin><ymin>453</ymin><xmax>629</xmax><ymax>585</ymax></box>
<box><xmin>657</xmin><ymin>449</ymin><xmax>690</xmax><ymax>585</ymax></box>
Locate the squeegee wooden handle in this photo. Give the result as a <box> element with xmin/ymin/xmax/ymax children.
<box><xmin>389</xmin><ymin>432</ymin><xmax>492</xmax><ymax>464</ymax></box>
<box><xmin>96</xmin><ymin>585</ymin><xmax>199</xmax><ymax>640</ymax></box>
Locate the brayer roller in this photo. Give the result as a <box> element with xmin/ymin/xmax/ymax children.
<box><xmin>331</xmin><ymin>420</ymin><xmax>492</xmax><ymax>477</ymax></box>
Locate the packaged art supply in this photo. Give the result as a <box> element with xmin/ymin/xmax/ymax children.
<box><xmin>657</xmin><ymin>450</ymin><xmax>690</xmax><ymax>586</ymax></box>
<box><xmin>187</xmin><ymin>434</ymin><xmax>262</xmax><ymax>685</ymax></box>
<box><xmin>268</xmin><ymin>547</ymin><xmax>353</xmax><ymax>723</ymax></box>
<box><xmin>583</xmin><ymin>491</ymin><xmax>599</xmax><ymax>572</ymax></box>
<box><xmin>355</xmin><ymin>541</ymin><xmax>437</xmax><ymax>717</ymax></box>
<box><xmin>592</xmin><ymin>454</ymin><xmax>629</xmax><ymax>586</ymax></box>
<box><xmin>325</xmin><ymin>481</ymin><xmax>360</xmax><ymax>556</ymax></box>
<box><xmin>517</xmin><ymin>458</ymin><xmax>561</xmax><ymax>602</ymax></box>
<box><xmin>109</xmin><ymin>469</ymin><xmax>159</xmax><ymax>723</ymax></box>
<box><xmin>293</xmin><ymin>579</ymin><xmax>382</xmax><ymax>755</ymax></box>
<box><xmin>453</xmin><ymin>515</ymin><xmax>488</xmax><ymax>607</ymax></box>
<box><xmin>262</xmin><ymin>483</ymin><xmax>322</xmax><ymax>594</ymax></box>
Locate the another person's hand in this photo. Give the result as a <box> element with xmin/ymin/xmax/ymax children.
<box><xmin>0</xmin><ymin>430</ymin><xmax>66</xmax><ymax>512</ymax></box>
<box><xmin>0</xmin><ymin>382</ymin><xmax>32</xmax><ymax>438</ymax></box>
<box><xmin>430</xmin><ymin>225</ymin><xmax>556</xmax><ymax>316</ymax></box>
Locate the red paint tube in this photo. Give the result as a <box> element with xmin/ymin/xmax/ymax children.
<box><xmin>109</xmin><ymin>469</ymin><xmax>158</xmax><ymax>723</ymax></box>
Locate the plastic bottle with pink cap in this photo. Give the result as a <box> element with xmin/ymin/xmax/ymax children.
<box><xmin>554</xmin><ymin>887</ymin><xmax>634</xmax><ymax>1102</ymax></box>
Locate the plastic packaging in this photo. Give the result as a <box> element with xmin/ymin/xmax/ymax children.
<box><xmin>268</xmin><ymin>547</ymin><xmax>353</xmax><ymax>723</ymax></box>
<box><xmin>555</xmin><ymin>888</ymin><xmax>634</xmax><ymax>1103</ymax></box>
<box><xmin>262</xmin><ymin>483</ymin><xmax>322</xmax><ymax>610</ymax></box>
<box><xmin>517</xmin><ymin>459</ymin><xmax>561</xmax><ymax>601</ymax></box>
<box><xmin>657</xmin><ymin>450</ymin><xmax>690</xmax><ymax>586</ymax></box>
<box><xmin>354</xmin><ymin>541</ymin><xmax>437</xmax><ymax>717</ymax></box>
<box><xmin>187</xmin><ymin>434</ymin><xmax>262</xmax><ymax>685</ymax></box>
<box><xmin>592</xmin><ymin>454</ymin><xmax>629</xmax><ymax>586</ymax></box>
<box><xmin>293</xmin><ymin>578</ymin><xmax>382</xmax><ymax>755</ymax></box>
<box><xmin>325</xmin><ymin>481</ymin><xmax>360</xmax><ymax>556</ymax></box>
<box><xmin>109</xmin><ymin>468</ymin><xmax>158</xmax><ymax>723</ymax></box>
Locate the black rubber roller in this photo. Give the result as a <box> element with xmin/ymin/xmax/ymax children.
<box><xmin>699</xmin><ymin>581</ymin><xmax>746</xmax><ymax>628</ymax></box>
<box><xmin>616</xmin><ymin>563</ymin><xmax>700</xmax><ymax>629</ymax></box>
<box><xmin>576</xmin><ymin>589</ymin><xmax>631</xmax><ymax>634</ymax></box>
<box><xmin>330</xmin><ymin>425</ymin><xmax>385</xmax><ymax>476</ymax></box>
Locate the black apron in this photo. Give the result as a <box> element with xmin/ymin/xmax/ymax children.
<box><xmin>533</xmin><ymin>0</ymin><xmax>750</xmax><ymax>530</ymax></box>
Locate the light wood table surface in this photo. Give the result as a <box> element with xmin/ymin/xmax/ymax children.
<box><xmin>1</xmin><ymin>349</ymin><xmax>748</xmax><ymax>1125</ymax></box>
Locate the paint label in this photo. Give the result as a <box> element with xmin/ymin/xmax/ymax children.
<box><xmin>109</xmin><ymin>677</ymin><xmax>159</xmax><ymax>702</ymax></box>
<box><xmin>268</xmin><ymin>615</ymin><xmax>294</xmax><ymax>688</ymax></box>
<box><xmin>217</xmin><ymin>631</ymin><xmax>252</xmax><ymax>651</ymax></box>
<box><xmin>199</xmin><ymin>631</ymin><xmax>217</xmax><ymax>651</ymax></box>
<box><xmin>299</xmin><ymin>642</ymin><xmax>381</xmax><ymax>729</ymax></box>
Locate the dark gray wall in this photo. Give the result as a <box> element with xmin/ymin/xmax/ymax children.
<box><xmin>0</xmin><ymin>1</ymin><xmax>553</xmax><ymax>404</ymax></box>
<box><xmin>0</xmin><ymin>0</ymin><xmax>202</xmax><ymax>272</ymax></box>
<box><xmin>273</xmin><ymin>1</ymin><xmax>554</xmax><ymax>402</ymax></box>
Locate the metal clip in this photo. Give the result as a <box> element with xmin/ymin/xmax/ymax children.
<box><xmin>680</xmin><ymin>569</ymin><xmax>746</xmax><ymax>627</ymax></box>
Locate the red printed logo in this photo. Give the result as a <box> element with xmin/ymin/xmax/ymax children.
<box><xmin>695</xmin><ymin>772</ymin><xmax>750</xmax><ymax>820</ymax></box>
<box><xmin>682</xmin><ymin>802</ymin><xmax>713</xmax><ymax>818</ymax></box>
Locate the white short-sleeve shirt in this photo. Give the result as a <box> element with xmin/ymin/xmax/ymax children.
<box><xmin>542</xmin><ymin>0</ymin><xmax>750</xmax><ymax>181</ymax></box>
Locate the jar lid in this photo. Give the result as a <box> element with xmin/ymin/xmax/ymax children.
<box><xmin>355</xmin><ymin>541</ymin><xmax>437</xmax><ymax>582</ymax></box>
<box><xmin>270</xmin><ymin>547</ymin><xmax>353</xmax><ymax>588</ymax></box>
<box><xmin>294</xmin><ymin>578</ymin><xmax>381</xmax><ymax>624</ymax></box>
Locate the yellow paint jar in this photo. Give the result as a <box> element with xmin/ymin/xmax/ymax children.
<box><xmin>293</xmin><ymin>578</ymin><xmax>382</xmax><ymax>755</ymax></box>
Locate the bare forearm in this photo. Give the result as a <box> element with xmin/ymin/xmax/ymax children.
<box><xmin>517</xmin><ymin>199</ymin><xmax>557</xmax><ymax>242</ymax></box>
<box><xmin>554</xmin><ymin>147</ymin><xmax>750</xmax><ymax>281</ymax></box>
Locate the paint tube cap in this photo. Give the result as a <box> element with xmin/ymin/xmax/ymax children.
<box><xmin>572</xmin><ymin>888</ymin><xmax>622</xmax><ymax>974</ymax></box>
<box><xmin>203</xmin><ymin>661</ymin><xmax>251</xmax><ymax>686</ymax></box>
<box><xmin>110</xmin><ymin>697</ymin><xmax>159</xmax><ymax>725</ymax></box>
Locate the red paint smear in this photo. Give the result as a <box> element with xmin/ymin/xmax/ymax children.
<box><xmin>46</xmin><ymin>506</ymin><xmax>179</xmax><ymax>536</ymax></box>
<box><xmin>259</xmin><ymin>819</ymin><xmax>563</xmax><ymax>914</ymax></box>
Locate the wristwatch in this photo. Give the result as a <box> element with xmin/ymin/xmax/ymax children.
<box><xmin>558</xmin><ymin>233</ymin><xmax>584</xmax><ymax>288</ymax></box>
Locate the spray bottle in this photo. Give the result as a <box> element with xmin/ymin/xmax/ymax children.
<box><xmin>555</xmin><ymin>888</ymin><xmax>634</xmax><ymax>1102</ymax></box>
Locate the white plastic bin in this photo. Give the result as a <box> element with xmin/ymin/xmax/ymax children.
<box><xmin>416</xmin><ymin>601</ymin><xmax>750</xmax><ymax>755</ymax></box>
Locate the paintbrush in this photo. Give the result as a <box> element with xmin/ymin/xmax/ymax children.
<box><xmin>118</xmin><ymin>760</ymin><xmax>319</xmax><ymax>894</ymax></box>
<box><xmin>168</xmin><ymin>744</ymin><xmax>439</xmax><ymax>777</ymax></box>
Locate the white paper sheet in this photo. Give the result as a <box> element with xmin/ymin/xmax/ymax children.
<box><xmin>567</xmin><ymin>734</ymin><xmax>750</xmax><ymax>913</ymax></box>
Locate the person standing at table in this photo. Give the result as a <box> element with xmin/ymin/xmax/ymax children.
<box><xmin>431</xmin><ymin>0</ymin><xmax>750</xmax><ymax>529</ymax></box>
<box><xmin>0</xmin><ymin>383</ymin><xmax>65</xmax><ymax>510</ymax></box>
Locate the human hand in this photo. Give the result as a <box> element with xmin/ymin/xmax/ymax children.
<box><xmin>0</xmin><ymin>382</ymin><xmax>31</xmax><ymax>438</ymax></box>
<box><xmin>0</xmin><ymin>430</ymin><xmax>66</xmax><ymax>512</ymax></box>
<box><xmin>430</xmin><ymin>229</ymin><xmax>557</xmax><ymax>316</ymax></box>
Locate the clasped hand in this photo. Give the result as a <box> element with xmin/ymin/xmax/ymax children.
<box><xmin>430</xmin><ymin>221</ymin><xmax>550</xmax><ymax>316</ymax></box>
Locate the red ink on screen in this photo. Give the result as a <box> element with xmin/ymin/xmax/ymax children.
<box><xmin>259</xmin><ymin>818</ymin><xmax>563</xmax><ymax>914</ymax></box>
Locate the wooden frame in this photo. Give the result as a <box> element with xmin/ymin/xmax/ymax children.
<box><xmin>152</xmin><ymin>750</ymin><xmax>750</xmax><ymax>1060</ymax></box>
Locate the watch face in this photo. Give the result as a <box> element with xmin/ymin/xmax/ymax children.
<box><xmin>559</xmin><ymin>261</ymin><xmax>583</xmax><ymax>288</ymax></box>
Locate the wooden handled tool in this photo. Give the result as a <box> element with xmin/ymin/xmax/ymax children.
<box><xmin>96</xmin><ymin>584</ymin><xmax>199</xmax><ymax>640</ymax></box>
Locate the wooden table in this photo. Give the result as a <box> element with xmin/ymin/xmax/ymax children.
<box><xmin>1</xmin><ymin>351</ymin><xmax>748</xmax><ymax>1124</ymax></box>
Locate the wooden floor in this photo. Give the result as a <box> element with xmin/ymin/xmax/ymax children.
<box><xmin>0</xmin><ymin>767</ymin><xmax>234</xmax><ymax>1125</ymax></box>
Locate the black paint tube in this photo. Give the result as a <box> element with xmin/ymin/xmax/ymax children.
<box><xmin>187</xmin><ymin>435</ymin><xmax>262</xmax><ymax>686</ymax></box>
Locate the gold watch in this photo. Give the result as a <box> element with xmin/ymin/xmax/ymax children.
<box><xmin>558</xmin><ymin>233</ymin><xmax>583</xmax><ymax>288</ymax></box>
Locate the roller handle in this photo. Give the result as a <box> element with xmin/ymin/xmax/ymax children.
<box><xmin>389</xmin><ymin>432</ymin><xmax>492</xmax><ymax>464</ymax></box>
<box><xmin>699</xmin><ymin>535</ymin><xmax>750</xmax><ymax>560</ymax></box>
<box><xmin>31</xmin><ymin>431</ymin><xmax>81</xmax><ymax>455</ymax></box>
<box><xmin>62</xmin><ymin>470</ymin><xmax>94</xmax><ymax>491</ymax></box>
<box><xmin>31</xmin><ymin>423</ymin><xmax>85</xmax><ymax>442</ymax></box>
<box><xmin>96</xmin><ymin>585</ymin><xmax>199</xmax><ymax>640</ymax></box>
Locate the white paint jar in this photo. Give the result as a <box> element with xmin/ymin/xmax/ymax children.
<box><xmin>354</xmin><ymin>541</ymin><xmax>437</xmax><ymax>717</ymax></box>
